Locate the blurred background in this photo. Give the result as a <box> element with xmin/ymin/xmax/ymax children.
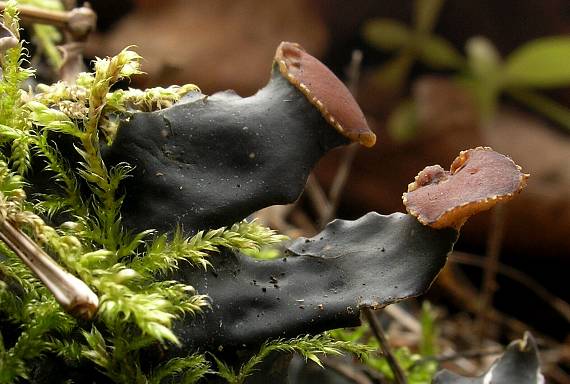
<box><xmin>80</xmin><ymin>0</ymin><xmax>570</xmax><ymax>382</ymax></box>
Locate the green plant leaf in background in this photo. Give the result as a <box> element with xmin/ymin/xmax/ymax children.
<box><xmin>417</xmin><ymin>35</ymin><xmax>464</xmax><ymax>69</ymax></box>
<box><xmin>466</xmin><ymin>36</ymin><xmax>502</xmax><ymax>80</ymax></box>
<box><xmin>504</xmin><ymin>36</ymin><xmax>570</xmax><ymax>88</ymax></box>
<box><xmin>414</xmin><ymin>0</ymin><xmax>445</xmax><ymax>33</ymax></box>
<box><xmin>364</xmin><ymin>1</ymin><xmax>570</xmax><ymax>134</ymax></box>
<box><xmin>506</xmin><ymin>88</ymin><xmax>570</xmax><ymax>131</ymax></box>
<box><xmin>363</xmin><ymin>19</ymin><xmax>411</xmax><ymax>51</ymax></box>
<box><xmin>420</xmin><ymin>301</ymin><xmax>438</xmax><ymax>356</ymax></box>
<box><xmin>363</xmin><ymin>0</ymin><xmax>458</xmax><ymax>93</ymax></box>
<box><xmin>465</xmin><ymin>36</ymin><xmax>503</xmax><ymax>120</ymax></box>
<box><xmin>374</xmin><ymin>52</ymin><xmax>416</xmax><ymax>90</ymax></box>
<box><xmin>387</xmin><ymin>99</ymin><xmax>418</xmax><ymax>141</ymax></box>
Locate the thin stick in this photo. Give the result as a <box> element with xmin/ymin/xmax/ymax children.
<box><xmin>320</xmin><ymin>50</ymin><xmax>364</xmax><ymax>226</ymax></box>
<box><xmin>359</xmin><ymin>364</ymin><xmax>391</xmax><ymax>384</ymax></box>
<box><xmin>305</xmin><ymin>173</ymin><xmax>331</xmax><ymax>220</ymax></box>
<box><xmin>320</xmin><ymin>143</ymin><xmax>360</xmax><ymax>226</ymax></box>
<box><xmin>0</xmin><ymin>1</ymin><xmax>94</xmax><ymax>80</ymax></box>
<box><xmin>0</xmin><ymin>219</ymin><xmax>98</xmax><ymax>319</ymax></box>
<box><xmin>0</xmin><ymin>2</ymin><xmax>69</xmax><ymax>26</ymax></box>
<box><xmin>384</xmin><ymin>305</ymin><xmax>422</xmax><ymax>334</ymax></box>
<box><xmin>289</xmin><ymin>208</ymin><xmax>317</xmax><ymax>236</ymax></box>
<box><xmin>438</xmin><ymin>264</ymin><xmax>559</xmax><ymax>347</ymax></box>
<box><xmin>320</xmin><ymin>356</ymin><xmax>375</xmax><ymax>384</ymax></box>
<box><xmin>0</xmin><ymin>2</ymin><xmax>96</xmax><ymax>39</ymax></box>
<box><xmin>544</xmin><ymin>364</ymin><xmax>570</xmax><ymax>384</ymax></box>
<box><xmin>253</xmin><ymin>205</ymin><xmax>296</xmax><ymax>233</ymax></box>
<box><xmin>346</xmin><ymin>50</ymin><xmax>363</xmax><ymax>96</ymax></box>
<box><xmin>411</xmin><ymin>347</ymin><xmax>504</xmax><ymax>367</ymax></box>
<box><xmin>476</xmin><ymin>205</ymin><xmax>506</xmax><ymax>338</ymax></box>
<box><xmin>451</xmin><ymin>252</ymin><xmax>570</xmax><ymax>323</ymax></box>
<box><xmin>61</xmin><ymin>0</ymin><xmax>77</xmax><ymax>11</ymax></box>
<box><xmin>363</xmin><ymin>308</ymin><xmax>408</xmax><ymax>384</ymax></box>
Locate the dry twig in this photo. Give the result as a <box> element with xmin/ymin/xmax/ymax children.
<box><xmin>0</xmin><ymin>219</ymin><xmax>98</xmax><ymax>319</ymax></box>
<box><xmin>321</xmin><ymin>356</ymin><xmax>376</xmax><ymax>384</ymax></box>
<box><xmin>305</xmin><ymin>174</ymin><xmax>331</xmax><ymax>221</ymax></box>
<box><xmin>411</xmin><ymin>347</ymin><xmax>504</xmax><ymax>367</ymax></box>
<box><xmin>384</xmin><ymin>304</ymin><xmax>422</xmax><ymax>334</ymax></box>
<box><xmin>437</xmin><ymin>263</ymin><xmax>559</xmax><ymax>346</ymax></box>
<box><xmin>476</xmin><ymin>205</ymin><xmax>506</xmax><ymax>338</ymax></box>
<box><xmin>363</xmin><ymin>308</ymin><xmax>408</xmax><ymax>384</ymax></box>
<box><xmin>320</xmin><ymin>50</ymin><xmax>364</xmax><ymax>225</ymax></box>
<box><xmin>451</xmin><ymin>252</ymin><xmax>570</xmax><ymax>323</ymax></box>
<box><xmin>0</xmin><ymin>1</ymin><xmax>96</xmax><ymax>40</ymax></box>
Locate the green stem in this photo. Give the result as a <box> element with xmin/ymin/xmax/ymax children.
<box><xmin>32</xmin><ymin>24</ymin><xmax>62</xmax><ymax>69</ymax></box>
<box><xmin>506</xmin><ymin>88</ymin><xmax>570</xmax><ymax>131</ymax></box>
<box><xmin>81</xmin><ymin>100</ymin><xmax>119</xmax><ymax>249</ymax></box>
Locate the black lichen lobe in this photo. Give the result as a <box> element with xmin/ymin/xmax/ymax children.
<box><xmin>172</xmin><ymin>213</ymin><xmax>457</xmax><ymax>352</ymax></box>
<box><xmin>104</xmin><ymin>71</ymin><xmax>348</xmax><ymax>233</ymax></box>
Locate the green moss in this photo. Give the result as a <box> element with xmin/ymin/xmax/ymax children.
<box><xmin>0</xmin><ymin>2</ymin><xmax>367</xmax><ymax>382</ymax></box>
